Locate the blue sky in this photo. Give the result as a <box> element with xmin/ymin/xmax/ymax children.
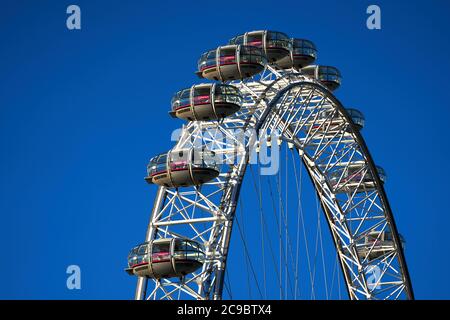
<box><xmin>1</xmin><ymin>0</ymin><xmax>450</xmax><ymax>299</ymax></box>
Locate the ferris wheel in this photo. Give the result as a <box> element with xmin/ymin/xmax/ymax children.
<box><xmin>125</xmin><ymin>30</ymin><xmax>414</xmax><ymax>300</ymax></box>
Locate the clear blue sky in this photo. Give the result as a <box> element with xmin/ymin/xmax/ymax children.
<box><xmin>1</xmin><ymin>0</ymin><xmax>450</xmax><ymax>299</ymax></box>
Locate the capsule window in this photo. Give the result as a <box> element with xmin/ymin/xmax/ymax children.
<box><xmin>179</xmin><ymin>89</ymin><xmax>190</xmax><ymax>107</ymax></box>
<box><xmin>275</xmin><ymin>32</ymin><xmax>289</xmax><ymax>41</ymax></box>
<box><xmin>168</xmin><ymin>150</ymin><xmax>189</xmax><ymax>171</ymax></box>
<box><xmin>294</xmin><ymin>39</ymin><xmax>314</xmax><ymax>49</ymax></box>
<box><xmin>346</xmin><ymin>109</ymin><xmax>365</xmax><ymax>128</ymax></box>
<box><xmin>193</xmin><ymin>87</ymin><xmax>211</xmax><ymax>105</ymax></box>
<box><xmin>155</xmin><ymin>155</ymin><xmax>166</xmax><ymax>171</ymax></box>
<box><xmin>318</xmin><ymin>67</ymin><xmax>341</xmax><ymax>83</ymax></box>
<box><xmin>247</xmin><ymin>33</ymin><xmax>263</xmax><ymax>47</ymax></box>
<box><xmin>158</xmin><ymin>154</ymin><xmax>167</xmax><ymax>164</ymax></box>
<box><xmin>138</xmin><ymin>244</ymin><xmax>148</xmax><ymax>255</ymax></box>
<box><xmin>131</xmin><ymin>246</ymin><xmax>139</xmax><ymax>254</ymax></box>
<box><xmin>170</xmin><ymin>89</ymin><xmax>191</xmax><ymax>111</ymax></box>
<box><xmin>215</xmin><ymin>85</ymin><xmax>242</xmax><ymax>105</ymax></box>
<box><xmin>266</xmin><ymin>32</ymin><xmax>290</xmax><ymax>50</ymax></box>
<box><xmin>230</xmin><ymin>35</ymin><xmax>244</xmax><ymax>45</ymax></box>
<box><xmin>153</xmin><ymin>242</ymin><xmax>170</xmax><ymax>254</ymax></box>
<box><xmin>240</xmin><ymin>46</ymin><xmax>266</xmax><ymax>64</ymax></box>
<box><xmin>171</xmin><ymin>240</ymin><xmax>203</xmax><ymax>261</ymax></box>
<box><xmin>293</xmin><ymin>39</ymin><xmax>317</xmax><ymax>57</ymax></box>
<box><xmin>174</xmin><ymin>240</ymin><xmax>186</xmax><ymax>251</ymax></box>
<box><xmin>148</xmin><ymin>153</ymin><xmax>168</xmax><ymax>176</ymax></box>
<box><xmin>151</xmin><ymin>242</ymin><xmax>171</xmax><ymax>262</ymax></box>
<box><xmin>173</xmin><ymin>241</ymin><xmax>186</xmax><ymax>259</ymax></box>
<box><xmin>266</xmin><ymin>32</ymin><xmax>277</xmax><ymax>40</ymax></box>
<box><xmin>219</xmin><ymin>48</ymin><xmax>236</xmax><ymax>65</ymax></box>
<box><xmin>198</xmin><ymin>50</ymin><xmax>217</xmax><ymax>71</ymax></box>
<box><xmin>170</xmin><ymin>95</ymin><xmax>178</xmax><ymax>109</ymax></box>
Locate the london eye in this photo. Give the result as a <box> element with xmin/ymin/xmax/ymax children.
<box><xmin>125</xmin><ymin>30</ymin><xmax>414</xmax><ymax>300</ymax></box>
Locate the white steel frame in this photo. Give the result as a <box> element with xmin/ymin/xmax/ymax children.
<box><xmin>133</xmin><ymin>65</ymin><xmax>414</xmax><ymax>300</ymax></box>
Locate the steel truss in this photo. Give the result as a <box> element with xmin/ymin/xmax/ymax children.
<box><xmin>134</xmin><ymin>65</ymin><xmax>414</xmax><ymax>300</ymax></box>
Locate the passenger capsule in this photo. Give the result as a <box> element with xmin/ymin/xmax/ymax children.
<box><xmin>145</xmin><ymin>148</ymin><xmax>220</xmax><ymax>188</ymax></box>
<box><xmin>126</xmin><ymin>238</ymin><xmax>205</xmax><ymax>279</ymax></box>
<box><xmin>196</xmin><ymin>45</ymin><xmax>267</xmax><ymax>81</ymax></box>
<box><xmin>329</xmin><ymin>163</ymin><xmax>386</xmax><ymax>193</ymax></box>
<box><xmin>229</xmin><ymin>30</ymin><xmax>291</xmax><ymax>63</ymax></box>
<box><xmin>356</xmin><ymin>231</ymin><xmax>405</xmax><ymax>261</ymax></box>
<box><xmin>277</xmin><ymin>39</ymin><xmax>317</xmax><ymax>69</ymax></box>
<box><xmin>170</xmin><ymin>84</ymin><xmax>242</xmax><ymax>121</ymax></box>
<box><xmin>346</xmin><ymin>108</ymin><xmax>365</xmax><ymax>129</ymax></box>
<box><xmin>301</xmin><ymin>65</ymin><xmax>341</xmax><ymax>91</ymax></box>
<box><xmin>311</xmin><ymin>108</ymin><xmax>365</xmax><ymax>134</ymax></box>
